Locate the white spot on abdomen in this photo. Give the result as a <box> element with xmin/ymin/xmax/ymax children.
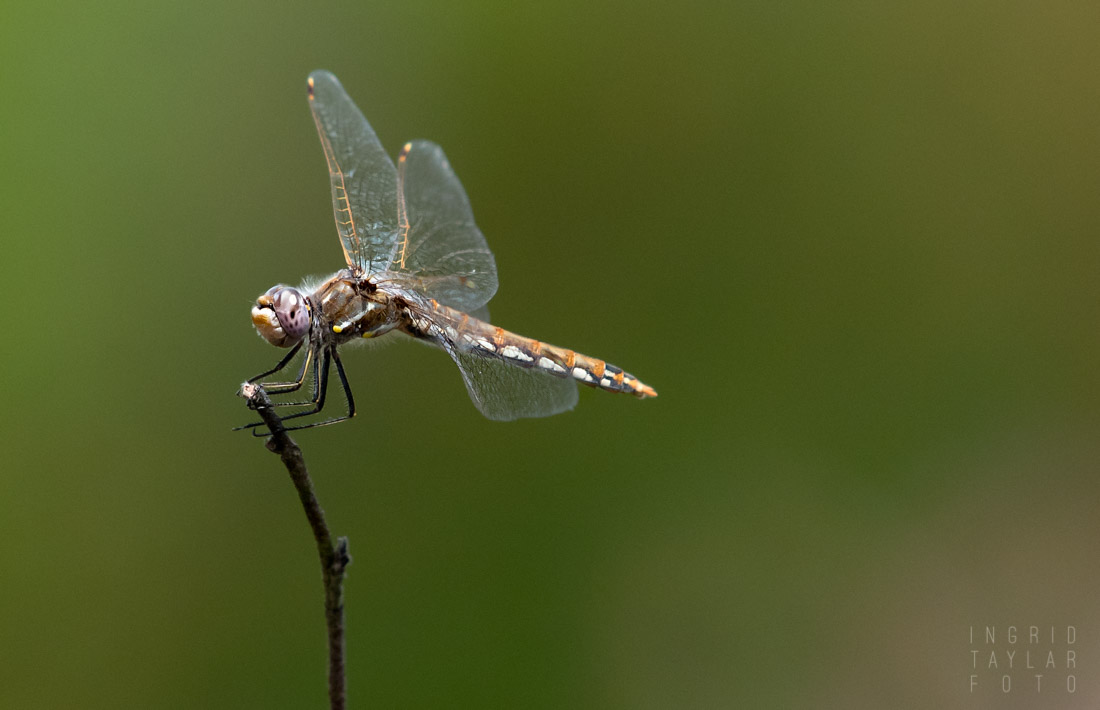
<box><xmin>502</xmin><ymin>345</ymin><xmax>533</xmax><ymax>362</ymax></box>
<box><xmin>538</xmin><ymin>357</ymin><xmax>566</xmax><ymax>374</ymax></box>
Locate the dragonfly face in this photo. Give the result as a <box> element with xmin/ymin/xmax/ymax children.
<box><xmin>252</xmin><ymin>286</ymin><xmax>312</xmax><ymax>348</ymax></box>
<box><xmin>239</xmin><ymin>71</ymin><xmax>656</xmax><ymax>432</ymax></box>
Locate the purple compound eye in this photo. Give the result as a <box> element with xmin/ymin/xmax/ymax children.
<box><xmin>252</xmin><ymin>286</ymin><xmax>311</xmax><ymax>347</ymax></box>
<box><xmin>273</xmin><ymin>288</ymin><xmax>310</xmax><ymax>341</ymax></box>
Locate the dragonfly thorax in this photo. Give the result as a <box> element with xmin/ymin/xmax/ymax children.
<box><xmin>313</xmin><ymin>273</ymin><xmax>400</xmax><ymax>344</ymax></box>
<box><xmin>252</xmin><ymin>285</ymin><xmax>312</xmax><ymax>347</ymax></box>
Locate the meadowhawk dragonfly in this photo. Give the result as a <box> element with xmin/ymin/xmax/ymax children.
<box><xmin>240</xmin><ymin>71</ymin><xmax>656</xmax><ymax>431</ymax></box>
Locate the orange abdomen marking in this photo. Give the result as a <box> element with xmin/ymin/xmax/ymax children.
<box><xmin>429</xmin><ymin>302</ymin><xmax>657</xmax><ymax>398</ymax></box>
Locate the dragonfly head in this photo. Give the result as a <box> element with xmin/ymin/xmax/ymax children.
<box><xmin>252</xmin><ymin>286</ymin><xmax>311</xmax><ymax>347</ymax></box>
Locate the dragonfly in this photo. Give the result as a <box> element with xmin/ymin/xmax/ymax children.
<box><xmin>240</xmin><ymin>70</ymin><xmax>656</xmax><ymax>431</ymax></box>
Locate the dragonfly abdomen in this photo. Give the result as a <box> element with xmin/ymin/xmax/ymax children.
<box><xmin>446</xmin><ymin>310</ymin><xmax>657</xmax><ymax>399</ymax></box>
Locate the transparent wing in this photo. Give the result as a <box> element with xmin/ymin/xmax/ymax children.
<box><xmin>307</xmin><ymin>70</ymin><xmax>398</xmax><ymax>273</ymax></box>
<box><xmin>441</xmin><ymin>340</ymin><xmax>577</xmax><ymax>421</ymax></box>
<box><xmin>468</xmin><ymin>304</ymin><xmax>490</xmax><ymax>322</ymax></box>
<box><xmin>388</xmin><ymin>139</ymin><xmax>498</xmax><ymax>311</ymax></box>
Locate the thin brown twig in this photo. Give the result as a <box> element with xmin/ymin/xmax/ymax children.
<box><xmin>240</xmin><ymin>382</ymin><xmax>350</xmax><ymax>710</ymax></box>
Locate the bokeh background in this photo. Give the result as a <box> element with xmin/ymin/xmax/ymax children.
<box><xmin>2</xmin><ymin>1</ymin><xmax>1098</xmax><ymax>707</ymax></box>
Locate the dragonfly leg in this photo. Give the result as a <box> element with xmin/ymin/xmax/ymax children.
<box><xmin>248</xmin><ymin>345</ymin><xmax>314</xmax><ymax>397</ymax></box>
<box><xmin>241</xmin><ymin>351</ymin><xmax>328</xmax><ymax>433</ymax></box>
<box><xmin>239</xmin><ymin>348</ymin><xmax>356</xmax><ymax>433</ymax></box>
<box><xmin>334</xmin><ymin>350</ymin><xmax>355</xmax><ymax>418</ymax></box>
<box><xmin>258</xmin><ymin>346</ymin><xmax>322</xmax><ymax>407</ymax></box>
<box><xmin>235</xmin><ymin>346</ymin><xmax>323</xmax><ymax>430</ymax></box>
<box><xmin>274</xmin><ymin>349</ymin><xmax>357</xmax><ymax>432</ymax></box>
<box><xmin>246</xmin><ymin>341</ymin><xmax>302</xmax><ymax>383</ymax></box>
<box><xmin>271</xmin><ymin>349</ymin><xmax>332</xmax><ymax>424</ymax></box>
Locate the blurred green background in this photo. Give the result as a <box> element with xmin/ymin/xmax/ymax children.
<box><xmin>2</xmin><ymin>0</ymin><xmax>1098</xmax><ymax>707</ymax></box>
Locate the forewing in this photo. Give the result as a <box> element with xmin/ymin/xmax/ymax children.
<box><xmin>442</xmin><ymin>340</ymin><xmax>577</xmax><ymax>421</ymax></box>
<box><xmin>389</xmin><ymin>140</ymin><xmax>498</xmax><ymax>311</ymax></box>
<box><xmin>307</xmin><ymin>71</ymin><xmax>398</xmax><ymax>272</ymax></box>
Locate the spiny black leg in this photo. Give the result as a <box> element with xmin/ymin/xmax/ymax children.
<box><xmin>257</xmin><ymin>346</ymin><xmax>314</xmax><ymax>396</ymax></box>
<box><xmin>333</xmin><ymin>350</ymin><xmax>355</xmax><ymax>419</ymax></box>
<box><xmin>275</xmin><ymin>349</ymin><xmax>357</xmax><ymax>432</ymax></box>
<box><xmin>241</xmin><ymin>350</ymin><xmax>330</xmax><ymax>434</ymax></box>
<box><xmin>235</xmin><ymin>346</ymin><xmax>321</xmax><ymax>430</ymax></box>
<box><xmin>262</xmin><ymin>343</ymin><xmax>321</xmax><ymax>406</ymax></box>
<box><xmin>246</xmin><ymin>341</ymin><xmax>302</xmax><ymax>383</ymax></box>
<box><xmin>275</xmin><ymin>349</ymin><xmax>333</xmax><ymax>424</ymax></box>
